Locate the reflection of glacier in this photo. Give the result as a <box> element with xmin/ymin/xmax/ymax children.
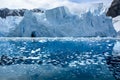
<box><xmin>8</xmin><ymin>5</ymin><xmax>117</xmax><ymax>37</ymax></box>
<box><xmin>0</xmin><ymin>38</ymin><xmax>119</xmax><ymax>80</ymax></box>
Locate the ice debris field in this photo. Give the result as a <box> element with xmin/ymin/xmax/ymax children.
<box><xmin>0</xmin><ymin>37</ymin><xmax>119</xmax><ymax>80</ymax></box>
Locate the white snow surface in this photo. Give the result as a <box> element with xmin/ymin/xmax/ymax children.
<box><xmin>113</xmin><ymin>16</ymin><xmax>120</xmax><ymax>32</ymax></box>
<box><xmin>10</xmin><ymin>5</ymin><xmax>116</xmax><ymax>37</ymax></box>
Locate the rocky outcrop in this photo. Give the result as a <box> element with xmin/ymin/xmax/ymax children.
<box><xmin>106</xmin><ymin>56</ymin><xmax>120</xmax><ymax>80</ymax></box>
<box><xmin>107</xmin><ymin>0</ymin><xmax>120</xmax><ymax>18</ymax></box>
<box><xmin>0</xmin><ymin>8</ymin><xmax>44</xmax><ymax>18</ymax></box>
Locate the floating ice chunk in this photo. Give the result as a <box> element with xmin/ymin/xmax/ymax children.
<box><xmin>39</xmin><ymin>40</ymin><xmax>47</xmax><ymax>43</ymax></box>
<box><xmin>113</xmin><ymin>41</ymin><xmax>120</xmax><ymax>55</ymax></box>
<box><xmin>108</xmin><ymin>43</ymin><xmax>113</xmax><ymax>47</ymax></box>
<box><xmin>20</xmin><ymin>47</ymin><xmax>26</xmax><ymax>50</ymax></box>
<box><xmin>26</xmin><ymin>56</ymin><xmax>40</xmax><ymax>60</ymax></box>
<box><xmin>69</xmin><ymin>60</ymin><xmax>86</xmax><ymax>67</ymax></box>
<box><xmin>31</xmin><ymin>48</ymin><xmax>41</xmax><ymax>54</ymax></box>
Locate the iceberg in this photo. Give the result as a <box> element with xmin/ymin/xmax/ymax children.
<box><xmin>9</xmin><ymin>6</ymin><xmax>116</xmax><ymax>37</ymax></box>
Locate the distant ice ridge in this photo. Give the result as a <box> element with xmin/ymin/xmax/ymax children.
<box><xmin>10</xmin><ymin>5</ymin><xmax>116</xmax><ymax>37</ymax></box>
<box><xmin>67</xmin><ymin>3</ymin><xmax>106</xmax><ymax>16</ymax></box>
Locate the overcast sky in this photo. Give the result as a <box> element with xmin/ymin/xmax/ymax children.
<box><xmin>0</xmin><ymin>0</ymin><xmax>113</xmax><ymax>9</ymax></box>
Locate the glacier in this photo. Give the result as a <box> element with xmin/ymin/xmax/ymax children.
<box><xmin>0</xmin><ymin>16</ymin><xmax>23</xmax><ymax>36</ymax></box>
<box><xmin>8</xmin><ymin>5</ymin><xmax>116</xmax><ymax>37</ymax></box>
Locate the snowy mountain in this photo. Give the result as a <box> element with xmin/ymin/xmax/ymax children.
<box><xmin>106</xmin><ymin>0</ymin><xmax>120</xmax><ymax>37</ymax></box>
<box><xmin>9</xmin><ymin>5</ymin><xmax>116</xmax><ymax>37</ymax></box>
<box><xmin>0</xmin><ymin>8</ymin><xmax>44</xmax><ymax>18</ymax></box>
<box><xmin>107</xmin><ymin>0</ymin><xmax>120</xmax><ymax>18</ymax></box>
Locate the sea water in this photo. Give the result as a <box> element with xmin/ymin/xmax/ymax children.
<box><xmin>0</xmin><ymin>37</ymin><xmax>119</xmax><ymax>80</ymax></box>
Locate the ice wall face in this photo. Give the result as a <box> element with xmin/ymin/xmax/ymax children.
<box><xmin>0</xmin><ymin>16</ymin><xmax>23</xmax><ymax>37</ymax></box>
<box><xmin>10</xmin><ymin>6</ymin><xmax>117</xmax><ymax>37</ymax></box>
<box><xmin>45</xmin><ymin>6</ymin><xmax>70</xmax><ymax>24</ymax></box>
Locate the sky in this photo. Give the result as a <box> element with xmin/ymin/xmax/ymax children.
<box><xmin>0</xmin><ymin>0</ymin><xmax>112</xmax><ymax>9</ymax></box>
<box><xmin>70</xmin><ymin>0</ymin><xmax>102</xmax><ymax>3</ymax></box>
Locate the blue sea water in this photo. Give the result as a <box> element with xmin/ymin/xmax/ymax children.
<box><xmin>0</xmin><ymin>37</ymin><xmax>119</xmax><ymax>80</ymax></box>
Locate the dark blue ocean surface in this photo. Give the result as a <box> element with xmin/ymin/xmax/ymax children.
<box><xmin>0</xmin><ymin>37</ymin><xmax>119</xmax><ymax>80</ymax></box>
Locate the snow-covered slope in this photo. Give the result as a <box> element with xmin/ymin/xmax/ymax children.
<box><xmin>113</xmin><ymin>16</ymin><xmax>120</xmax><ymax>31</ymax></box>
<box><xmin>9</xmin><ymin>6</ymin><xmax>116</xmax><ymax>37</ymax></box>
<box><xmin>112</xmin><ymin>16</ymin><xmax>120</xmax><ymax>37</ymax></box>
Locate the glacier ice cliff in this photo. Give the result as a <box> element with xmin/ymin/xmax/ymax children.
<box><xmin>9</xmin><ymin>6</ymin><xmax>116</xmax><ymax>37</ymax></box>
<box><xmin>0</xmin><ymin>16</ymin><xmax>23</xmax><ymax>37</ymax></box>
